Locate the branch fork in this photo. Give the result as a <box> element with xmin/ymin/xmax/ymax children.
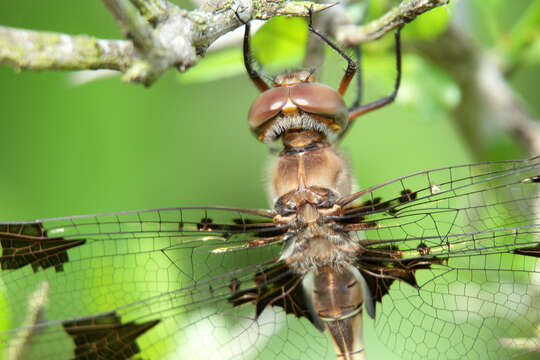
<box><xmin>0</xmin><ymin>0</ymin><xmax>332</xmax><ymax>86</ymax></box>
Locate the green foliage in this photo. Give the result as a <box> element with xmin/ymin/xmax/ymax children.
<box><xmin>180</xmin><ymin>16</ymin><xmax>307</xmax><ymax>83</ymax></box>
<box><xmin>338</xmin><ymin>50</ymin><xmax>459</xmax><ymax>124</ymax></box>
<box><xmin>398</xmin><ymin>54</ymin><xmax>460</xmax><ymax>121</ymax></box>
<box><xmin>180</xmin><ymin>47</ymin><xmax>244</xmax><ymax>83</ymax></box>
<box><xmin>460</xmin><ymin>0</ymin><xmax>539</xmax><ymax>117</ymax></box>
<box><xmin>504</xmin><ymin>1</ymin><xmax>540</xmax><ymax>67</ymax></box>
<box><xmin>365</xmin><ymin>0</ymin><xmax>388</xmax><ymax>21</ymax></box>
<box><xmin>402</xmin><ymin>5</ymin><xmax>451</xmax><ymax>40</ymax></box>
<box><xmin>520</xmin><ymin>37</ymin><xmax>540</xmax><ymax>67</ymax></box>
<box><xmin>468</xmin><ymin>0</ymin><xmax>540</xmax><ymax>70</ymax></box>
<box><xmin>250</xmin><ymin>16</ymin><xmax>307</xmax><ymax>66</ymax></box>
<box><xmin>180</xmin><ymin>2</ymin><xmax>456</xmax><ymax>86</ymax></box>
<box><xmin>7</xmin><ymin>2</ymin><xmax>540</xmax><ymax>359</ymax></box>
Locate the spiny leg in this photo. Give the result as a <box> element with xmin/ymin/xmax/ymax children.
<box><xmin>349</xmin><ymin>45</ymin><xmax>363</xmax><ymax>110</ymax></box>
<box><xmin>235</xmin><ymin>12</ymin><xmax>269</xmax><ymax>92</ymax></box>
<box><xmin>306</xmin><ymin>7</ymin><xmax>357</xmax><ymax>96</ymax></box>
<box><xmin>345</xmin><ymin>27</ymin><xmax>403</xmax><ymax>135</ymax></box>
<box><xmin>349</xmin><ymin>0</ymin><xmax>370</xmax><ymax>110</ymax></box>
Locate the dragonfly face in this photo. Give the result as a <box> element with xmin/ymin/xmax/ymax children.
<box><xmin>1</xmin><ymin>18</ymin><xmax>540</xmax><ymax>360</ymax></box>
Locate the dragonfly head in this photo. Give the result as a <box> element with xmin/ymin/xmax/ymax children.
<box><xmin>248</xmin><ymin>71</ymin><xmax>348</xmax><ymax>144</ymax></box>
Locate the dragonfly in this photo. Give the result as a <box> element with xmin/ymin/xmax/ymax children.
<box><xmin>1</xmin><ymin>14</ymin><xmax>540</xmax><ymax>360</ymax></box>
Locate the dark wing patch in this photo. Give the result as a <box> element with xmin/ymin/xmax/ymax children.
<box><xmin>0</xmin><ymin>223</ymin><xmax>85</xmax><ymax>272</ymax></box>
<box><xmin>513</xmin><ymin>243</ymin><xmax>540</xmax><ymax>257</ymax></box>
<box><xmin>196</xmin><ymin>217</ymin><xmax>214</xmax><ymax>231</ymax></box>
<box><xmin>337</xmin><ymin>188</ymin><xmax>418</xmax><ymax>224</ymax></box>
<box><xmin>398</xmin><ymin>189</ymin><xmax>417</xmax><ymax>204</ymax></box>
<box><xmin>196</xmin><ymin>216</ymin><xmax>285</xmax><ymax>238</ymax></box>
<box><xmin>229</xmin><ymin>262</ymin><xmax>321</xmax><ymax>330</ymax></box>
<box><xmin>356</xmin><ymin>245</ymin><xmax>445</xmax><ymax>303</ymax></box>
<box><xmin>62</xmin><ymin>312</ymin><xmax>159</xmax><ymax>360</ymax></box>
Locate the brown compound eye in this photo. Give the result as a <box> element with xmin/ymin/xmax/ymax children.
<box><xmin>290</xmin><ymin>83</ymin><xmax>348</xmax><ymax>130</ymax></box>
<box><xmin>248</xmin><ymin>87</ymin><xmax>288</xmax><ymax>130</ymax></box>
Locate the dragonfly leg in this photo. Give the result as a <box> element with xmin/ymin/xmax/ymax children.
<box><xmin>343</xmin><ymin>27</ymin><xmax>403</xmax><ymax>140</ymax></box>
<box><xmin>235</xmin><ymin>11</ymin><xmax>270</xmax><ymax>92</ymax></box>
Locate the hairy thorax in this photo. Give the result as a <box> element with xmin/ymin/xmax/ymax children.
<box><xmin>282</xmin><ymin>218</ymin><xmax>361</xmax><ymax>274</ymax></box>
<box><xmin>268</xmin><ymin>129</ymin><xmax>359</xmax><ymax>274</ymax></box>
<box><xmin>269</xmin><ymin>134</ymin><xmax>353</xmax><ymax>207</ymax></box>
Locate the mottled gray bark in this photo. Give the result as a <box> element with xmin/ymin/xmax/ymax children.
<box><xmin>0</xmin><ymin>0</ymin><xmax>449</xmax><ymax>86</ymax></box>
<box><xmin>0</xmin><ymin>0</ymin><xmax>333</xmax><ymax>86</ymax></box>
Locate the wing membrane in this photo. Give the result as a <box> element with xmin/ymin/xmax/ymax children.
<box><xmin>0</xmin><ymin>207</ymin><xmax>309</xmax><ymax>360</ymax></box>
<box><xmin>1</xmin><ymin>157</ymin><xmax>540</xmax><ymax>360</ymax></box>
<box><xmin>334</xmin><ymin>157</ymin><xmax>540</xmax><ymax>259</ymax></box>
<box><xmin>333</xmin><ymin>157</ymin><xmax>540</xmax><ymax>359</ymax></box>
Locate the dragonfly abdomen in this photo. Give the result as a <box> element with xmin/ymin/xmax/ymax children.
<box><xmin>312</xmin><ymin>265</ymin><xmax>366</xmax><ymax>360</ymax></box>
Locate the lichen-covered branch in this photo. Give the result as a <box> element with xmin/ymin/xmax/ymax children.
<box><xmin>0</xmin><ymin>0</ymin><xmax>449</xmax><ymax>86</ymax></box>
<box><xmin>103</xmin><ymin>0</ymin><xmax>155</xmax><ymax>52</ymax></box>
<box><xmin>336</xmin><ymin>0</ymin><xmax>449</xmax><ymax>45</ymax></box>
<box><xmin>129</xmin><ymin>0</ymin><xmax>168</xmax><ymax>24</ymax></box>
<box><xmin>0</xmin><ymin>27</ymin><xmax>134</xmax><ymax>72</ymax></box>
<box><xmin>0</xmin><ymin>0</ymin><xmax>333</xmax><ymax>86</ymax></box>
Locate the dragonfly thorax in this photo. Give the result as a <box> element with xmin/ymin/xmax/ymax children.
<box><xmin>281</xmin><ymin>219</ymin><xmax>360</xmax><ymax>275</ymax></box>
<box><xmin>269</xmin><ymin>134</ymin><xmax>354</xmax><ymax>210</ymax></box>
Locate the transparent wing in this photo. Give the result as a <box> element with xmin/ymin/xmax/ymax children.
<box><xmin>333</xmin><ymin>156</ymin><xmax>540</xmax><ymax>359</ymax></box>
<box><xmin>0</xmin><ymin>207</ymin><xmax>334</xmax><ymax>359</ymax></box>
<box><xmin>2</xmin><ymin>157</ymin><xmax>540</xmax><ymax>360</ymax></box>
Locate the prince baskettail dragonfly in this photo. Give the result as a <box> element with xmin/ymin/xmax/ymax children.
<box><xmin>0</xmin><ymin>14</ymin><xmax>539</xmax><ymax>360</ymax></box>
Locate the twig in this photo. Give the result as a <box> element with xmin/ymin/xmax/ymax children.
<box><xmin>103</xmin><ymin>0</ymin><xmax>155</xmax><ymax>52</ymax></box>
<box><xmin>128</xmin><ymin>0</ymin><xmax>168</xmax><ymax>24</ymax></box>
<box><xmin>477</xmin><ymin>52</ymin><xmax>540</xmax><ymax>155</ymax></box>
<box><xmin>0</xmin><ymin>0</ymin><xmax>334</xmax><ymax>86</ymax></box>
<box><xmin>0</xmin><ymin>0</ymin><xmax>449</xmax><ymax>86</ymax></box>
<box><xmin>7</xmin><ymin>281</ymin><xmax>50</xmax><ymax>360</ymax></box>
<box><xmin>0</xmin><ymin>27</ymin><xmax>133</xmax><ymax>72</ymax></box>
<box><xmin>336</xmin><ymin>0</ymin><xmax>449</xmax><ymax>45</ymax></box>
<box><xmin>411</xmin><ymin>25</ymin><xmax>540</xmax><ymax>158</ymax></box>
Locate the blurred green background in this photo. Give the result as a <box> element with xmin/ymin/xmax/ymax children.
<box><xmin>0</xmin><ymin>0</ymin><xmax>538</xmax><ymax>221</ymax></box>
<box><xmin>0</xmin><ymin>0</ymin><xmax>538</xmax><ymax>359</ymax></box>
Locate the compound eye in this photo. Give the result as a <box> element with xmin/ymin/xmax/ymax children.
<box><xmin>290</xmin><ymin>83</ymin><xmax>348</xmax><ymax>128</ymax></box>
<box><xmin>248</xmin><ymin>87</ymin><xmax>288</xmax><ymax>130</ymax></box>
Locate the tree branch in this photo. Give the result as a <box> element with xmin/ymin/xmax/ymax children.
<box><xmin>0</xmin><ymin>0</ymin><xmax>334</xmax><ymax>86</ymax></box>
<box><xmin>103</xmin><ymin>0</ymin><xmax>155</xmax><ymax>52</ymax></box>
<box><xmin>336</xmin><ymin>0</ymin><xmax>449</xmax><ymax>46</ymax></box>
<box><xmin>7</xmin><ymin>282</ymin><xmax>50</xmax><ymax>360</ymax></box>
<box><xmin>0</xmin><ymin>27</ymin><xmax>133</xmax><ymax>72</ymax></box>
<box><xmin>412</xmin><ymin>24</ymin><xmax>540</xmax><ymax>158</ymax></box>
<box><xmin>129</xmin><ymin>0</ymin><xmax>168</xmax><ymax>24</ymax></box>
<box><xmin>0</xmin><ymin>0</ymin><xmax>449</xmax><ymax>86</ymax></box>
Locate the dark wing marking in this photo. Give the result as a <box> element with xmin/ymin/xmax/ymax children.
<box><xmin>2</xmin><ymin>157</ymin><xmax>540</xmax><ymax>360</ymax></box>
<box><xmin>229</xmin><ymin>261</ymin><xmax>322</xmax><ymax>330</ymax></box>
<box><xmin>332</xmin><ymin>157</ymin><xmax>540</xmax><ymax>260</ymax></box>
<box><xmin>338</xmin><ymin>189</ymin><xmax>418</xmax><ymax>221</ymax></box>
<box><xmin>330</xmin><ymin>157</ymin><xmax>540</xmax><ymax>359</ymax></box>
<box><xmin>0</xmin><ymin>223</ymin><xmax>85</xmax><ymax>272</ymax></box>
<box><xmin>62</xmin><ymin>312</ymin><xmax>159</xmax><ymax>360</ymax></box>
<box><xmin>1</xmin><ymin>207</ymin><xmax>327</xmax><ymax>360</ymax></box>
<box><xmin>514</xmin><ymin>243</ymin><xmax>540</xmax><ymax>258</ymax></box>
<box><xmin>0</xmin><ymin>256</ymin><xmax>332</xmax><ymax>359</ymax></box>
<box><xmin>355</xmin><ymin>244</ymin><xmax>445</xmax><ymax>306</ymax></box>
